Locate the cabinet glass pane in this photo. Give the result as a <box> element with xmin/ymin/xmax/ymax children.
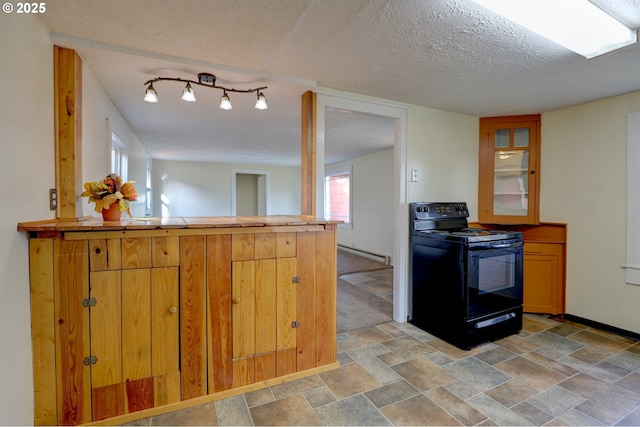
<box><xmin>494</xmin><ymin>129</ymin><xmax>510</xmax><ymax>148</ymax></box>
<box><xmin>493</xmin><ymin>150</ymin><xmax>529</xmax><ymax>216</ymax></box>
<box><xmin>513</xmin><ymin>128</ymin><xmax>529</xmax><ymax>147</ymax></box>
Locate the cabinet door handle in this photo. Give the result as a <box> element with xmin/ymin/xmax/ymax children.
<box><xmin>167</xmin><ymin>306</ymin><xmax>178</xmax><ymax>314</ymax></box>
<box><xmin>232</xmin><ymin>297</ymin><xmax>241</xmax><ymax>304</ymax></box>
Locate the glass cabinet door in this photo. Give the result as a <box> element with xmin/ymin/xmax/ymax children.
<box><xmin>479</xmin><ymin>115</ymin><xmax>540</xmax><ymax>224</ymax></box>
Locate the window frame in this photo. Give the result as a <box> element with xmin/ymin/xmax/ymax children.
<box><xmin>625</xmin><ymin>112</ymin><xmax>640</xmax><ymax>286</ymax></box>
<box><xmin>324</xmin><ymin>165</ymin><xmax>353</xmax><ymax>228</ymax></box>
<box><xmin>110</xmin><ymin>132</ymin><xmax>128</xmax><ymax>181</ymax></box>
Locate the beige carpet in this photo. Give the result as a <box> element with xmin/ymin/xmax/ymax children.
<box><xmin>336</xmin><ymin>249</ymin><xmax>393</xmax><ymax>332</ymax></box>
<box><xmin>337</xmin><ymin>249</ymin><xmax>391</xmax><ymax>276</ymax></box>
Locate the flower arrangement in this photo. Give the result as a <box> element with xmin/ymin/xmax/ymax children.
<box><xmin>81</xmin><ymin>174</ymin><xmax>138</xmax><ymax>216</ymax></box>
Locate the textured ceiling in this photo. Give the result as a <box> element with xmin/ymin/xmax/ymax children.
<box><xmin>39</xmin><ymin>0</ymin><xmax>640</xmax><ymax>166</ymax></box>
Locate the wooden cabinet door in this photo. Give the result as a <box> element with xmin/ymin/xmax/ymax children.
<box><xmin>523</xmin><ymin>243</ymin><xmax>563</xmax><ymax>314</ymax></box>
<box><xmin>255</xmin><ymin>258</ymin><xmax>277</xmax><ymax>382</ymax></box>
<box><xmin>229</xmin><ymin>232</ymin><xmax>304</xmax><ymax>382</ymax></box>
<box><xmin>89</xmin><ymin>233</ymin><xmax>181</xmax><ymax>420</ymax></box>
<box><xmin>276</xmin><ymin>257</ymin><xmax>297</xmax><ymax>376</ymax></box>
<box><xmin>479</xmin><ymin>114</ymin><xmax>541</xmax><ymax>224</ymax></box>
<box><xmin>232</xmin><ymin>260</ymin><xmax>256</xmax><ymax>360</ymax></box>
<box><xmin>89</xmin><ymin>270</ymin><xmax>124</xmax><ymax>420</ymax></box>
<box><xmin>122</xmin><ymin>269</ymin><xmax>151</xmax><ymax>382</ymax></box>
<box><xmin>231</xmin><ymin>260</ymin><xmax>256</xmax><ymax>387</ymax></box>
<box><xmin>151</xmin><ymin>267</ymin><xmax>180</xmax><ymax>375</ymax></box>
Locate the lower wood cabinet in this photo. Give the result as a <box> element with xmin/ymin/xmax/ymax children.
<box><xmin>474</xmin><ymin>222</ymin><xmax>567</xmax><ymax>315</ymax></box>
<box><xmin>27</xmin><ymin>225</ymin><xmax>338</xmax><ymax>425</ymax></box>
<box><xmin>523</xmin><ymin>242</ymin><xmax>564</xmax><ymax>315</ymax></box>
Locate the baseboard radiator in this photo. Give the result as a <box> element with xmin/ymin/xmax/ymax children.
<box><xmin>337</xmin><ymin>244</ymin><xmax>392</xmax><ymax>265</ymax></box>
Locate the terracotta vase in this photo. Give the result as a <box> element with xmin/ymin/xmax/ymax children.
<box><xmin>101</xmin><ymin>201</ymin><xmax>122</xmax><ymax>221</ymax></box>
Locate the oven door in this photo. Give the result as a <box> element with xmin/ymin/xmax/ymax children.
<box><xmin>466</xmin><ymin>239</ymin><xmax>523</xmax><ymax>319</ymax></box>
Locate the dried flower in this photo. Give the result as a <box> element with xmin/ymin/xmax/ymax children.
<box><xmin>81</xmin><ymin>174</ymin><xmax>137</xmax><ymax>216</ymax></box>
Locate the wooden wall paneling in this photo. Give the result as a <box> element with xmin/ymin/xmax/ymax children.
<box><xmin>125</xmin><ymin>378</ymin><xmax>154</xmax><ymax>413</ymax></box>
<box><xmin>301</xmin><ymin>90</ymin><xmax>316</xmax><ymax>216</ymax></box>
<box><xmin>254</xmin><ymin>353</ymin><xmax>276</xmax><ymax>383</ymax></box>
<box><xmin>122</xmin><ymin>238</ymin><xmax>151</xmax><ymax>269</ymax></box>
<box><xmin>121</xmin><ymin>269</ymin><xmax>151</xmax><ymax>381</ymax></box>
<box><xmin>53</xmin><ymin>239</ymin><xmax>91</xmax><ymax>425</ymax></box>
<box><xmin>53</xmin><ymin>46</ymin><xmax>83</xmax><ymax>220</ymax></box>
<box><xmin>232</xmin><ymin>357</ymin><xmax>255</xmax><ymax>388</ymax></box>
<box><xmin>152</xmin><ymin>236</ymin><xmax>179</xmax><ymax>267</ymax></box>
<box><xmin>232</xmin><ymin>234</ymin><xmax>255</xmax><ymax>261</ymax></box>
<box><xmin>154</xmin><ymin>371</ymin><xmax>181</xmax><ymax>407</ymax></box>
<box><xmin>276</xmin><ymin>232</ymin><xmax>296</xmax><ymax>258</ymax></box>
<box><xmin>315</xmin><ymin>229</ymin><xmax>337</xmax><ymax>365</ymax></box>
<box><xmin>179</xmin><ymin>235</ymin><xmax>207</xmax><ymax>399</ymax></box>
<box><xmin>151</xmin><ymin>267</ymin><xmax>180</xmax><ymax>376</ymax></box>
<box><xmin>207</xmin><ymin>235</ymin><xmax>233</xmax><ymax>392</ymax></box>
<box><xmin>89</xmin><ymin>239</ymin><xmax>121</xmax><ymax>271</ymax></box>
<box><xmin>255</xmin><ymin>259</ymin><xmax>277</xmax><ymax>355</ymax></box>
<box><xmin>89</xmin><ymin>270</ymin><xmax>123</xmax><ymax>389</ymax></box>
<box><xmin>255</xmin><ymin>232</ymin><xmax>276</xmax><ymax>259</ymax></box>
<box><xmin>232</xmin><ymin>261</ymin><xmax>256</xmax><ymax>359</ymax></box>
<box><xmin>91</xmin><ymin>383</ymin><xmax>124</xmax><ymax>421</ymax></box>
<box><xmin>29</xmin><ymin>238</ymin><xmax>57</xmax><ymax>426</ymax></box>
<box><xmin>276</xmin><ymin>257</ymin><xmax>297</xmax><ymax>357</ymax></box>
<box><xmin>275</xmin><ymin>348</ymin><xmax>297</xmax><ymax>377</ymax></box>
<box><xmin>295</xmin><ymin>232</ymin><xmax>316</xmax><ymax>371</ymax></box>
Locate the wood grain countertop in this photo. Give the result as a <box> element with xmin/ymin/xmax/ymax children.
<box><xmin>18</xmin><ymin>215</ymin><xmax>339</xmax><ymax>234</ymax></box>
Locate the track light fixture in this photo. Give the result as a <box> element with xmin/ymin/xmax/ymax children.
<box><xmin>143</xmin><ymin>72</ymin><xmax>268</xmax><ymax>110</ymax></box>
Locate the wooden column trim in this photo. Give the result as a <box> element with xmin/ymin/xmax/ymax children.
<box><xmin>300</xmin><ymin>91</ymin><xmax>316</xmax><ymax>216</ymax></box>
<box><xmin>54</xmin><ymin>46</ymin><xmax>83</xmax><ymax>220</ymax></box>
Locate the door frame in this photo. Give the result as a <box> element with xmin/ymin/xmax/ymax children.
<box><xmin>315</xmin><ymin>90</ymin><xmax>409</xmax><ymax>323</ymax></box>
<box><xmin>231</xmin><ymin>169</ymin><xmax>271</xmax><ymax>216</ymax></box>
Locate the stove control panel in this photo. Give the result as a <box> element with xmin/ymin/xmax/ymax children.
<box><xmin>411</xmin><ymin>202</ymin><xmax>469</xmax><ymax>220</ymax></box>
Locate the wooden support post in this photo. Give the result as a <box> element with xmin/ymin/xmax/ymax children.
<box><xmin>54</xmin><ymin>46</ymin><xmax>83</xmax><ymax>220</ymax></box>
<box><xmin>300</xmin><ymin>91</ymin><xmax>316</xmax><ymax>216</ymax></box>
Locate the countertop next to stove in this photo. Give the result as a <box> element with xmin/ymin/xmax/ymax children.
<box><xmin>471</xmin><ymin>221</ymin><xmax>567</xmax><ymax>244</ymax></box>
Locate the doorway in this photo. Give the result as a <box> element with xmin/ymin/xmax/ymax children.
<box><xmin>316</xmin><ymin>92</ymin><xmax>408</xmax><ymax>323</ymax></box>
<box><xmin>231</xmin><ymin>169</ymin><xmax>270</xmax><ymax>216</ymax></box>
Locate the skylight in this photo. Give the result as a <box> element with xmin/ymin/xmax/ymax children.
<box><xmin>473</xmin><ymin>0</ymin><xmax>637</xmax><ymax>59</ymax></box>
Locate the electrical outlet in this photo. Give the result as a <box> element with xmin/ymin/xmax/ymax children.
<box><xmin>410</xmin><ymin>169</ymin><xmax>419</xmax><ymax>182</ymax></box>
<box><xmin>49</xmin><ymin>189</ymin><xmax>57</xmax><ymax>210</ymax></box>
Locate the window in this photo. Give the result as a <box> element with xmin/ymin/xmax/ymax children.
<box><xmin>145</xmin><ymin>156</ymin><xmax>152</xmax><ymax>216</ymax></box>
<box><xmin>625</xmin><ymin>112</ymin><xmax>640</xmax><ymax>285</ymax></box>
<box><xmin>324</xmin><ymin>166</ymin><xmax>352</xmax><ymax>225</ymax></box>
<box><xmin>110</xmin><ymin>133</ymin><xmax>128</xmax><ymax>180</ymax></box>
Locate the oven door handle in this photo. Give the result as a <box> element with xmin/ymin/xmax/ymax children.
<box><xmin>470</xmin><ymin>240</ymin><xmax>523</xmax><ymax>249</ymax></box>
<box><xmin>490</xmin><ymin>241</ymin><xmax>522</xmax><ymax>249</ymax></box>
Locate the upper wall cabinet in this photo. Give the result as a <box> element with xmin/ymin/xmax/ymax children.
<box><xmin>479</xmin><ymin>114</ymin><xmax>541</xmax><ymax>224</ymax></box>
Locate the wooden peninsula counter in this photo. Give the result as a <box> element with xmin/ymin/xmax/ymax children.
<box><xmin>19</xmin><ymin>215</ymin><xmax>340</xmax><ymax>425</ymax></box>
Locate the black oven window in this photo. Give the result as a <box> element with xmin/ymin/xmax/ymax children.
<box><xmin>477</xmin><ymin>253</ymin><xmax>516</xmax><ymax>294</ymax></box>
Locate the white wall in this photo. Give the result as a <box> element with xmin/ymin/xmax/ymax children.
<box><xmin>542</xmin><ymin>91</ymin><xmax>640</xmax><ymax>334</ymax></box>
<box><xmin>0</xmin><ymin>14</ymin><xmax>54</xmax><ymax>425</ymax></box>
<box><xmin>407</xmin><ymin>105</ymin><xmax>480</xmax><ymax>218</ymax></box>
<box><xmin>329</xmin><ymin>149</ymin><xmax>395</xmax><ymax>260</ymax></box>
<box><xmin>152</xmin><ymin>159</ymin><xmax>300</xmax><ymax>216</ymax></box>
<box><xmin>0</xmin><ymin>16</ymin><xmax>147</xmax><ymax>424</ymax></box>
<box><xmin>82</xmin><ymin>66</ymin><xmax>148</xmax><ymax>218</ymax></box>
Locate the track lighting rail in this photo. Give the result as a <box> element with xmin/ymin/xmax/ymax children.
<box><xmin>143</xmin><ymin>72</ymin><xmax>267</xmax><ymax>94</ymax></box>
<box><xmin>143</xmin><ymin>72</ymin><xmax>268</xmax><ymax>110</ymax></box>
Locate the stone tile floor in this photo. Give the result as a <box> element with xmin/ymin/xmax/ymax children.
<box><xmin>127</xmin><ymin>271</ymin><xmax>640</xmax><ymax>426</ymax></box>
<box><xmin>341</xmin><ymin>268</ymin><xmax>394</xmax><ymax>304</ymax></box>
